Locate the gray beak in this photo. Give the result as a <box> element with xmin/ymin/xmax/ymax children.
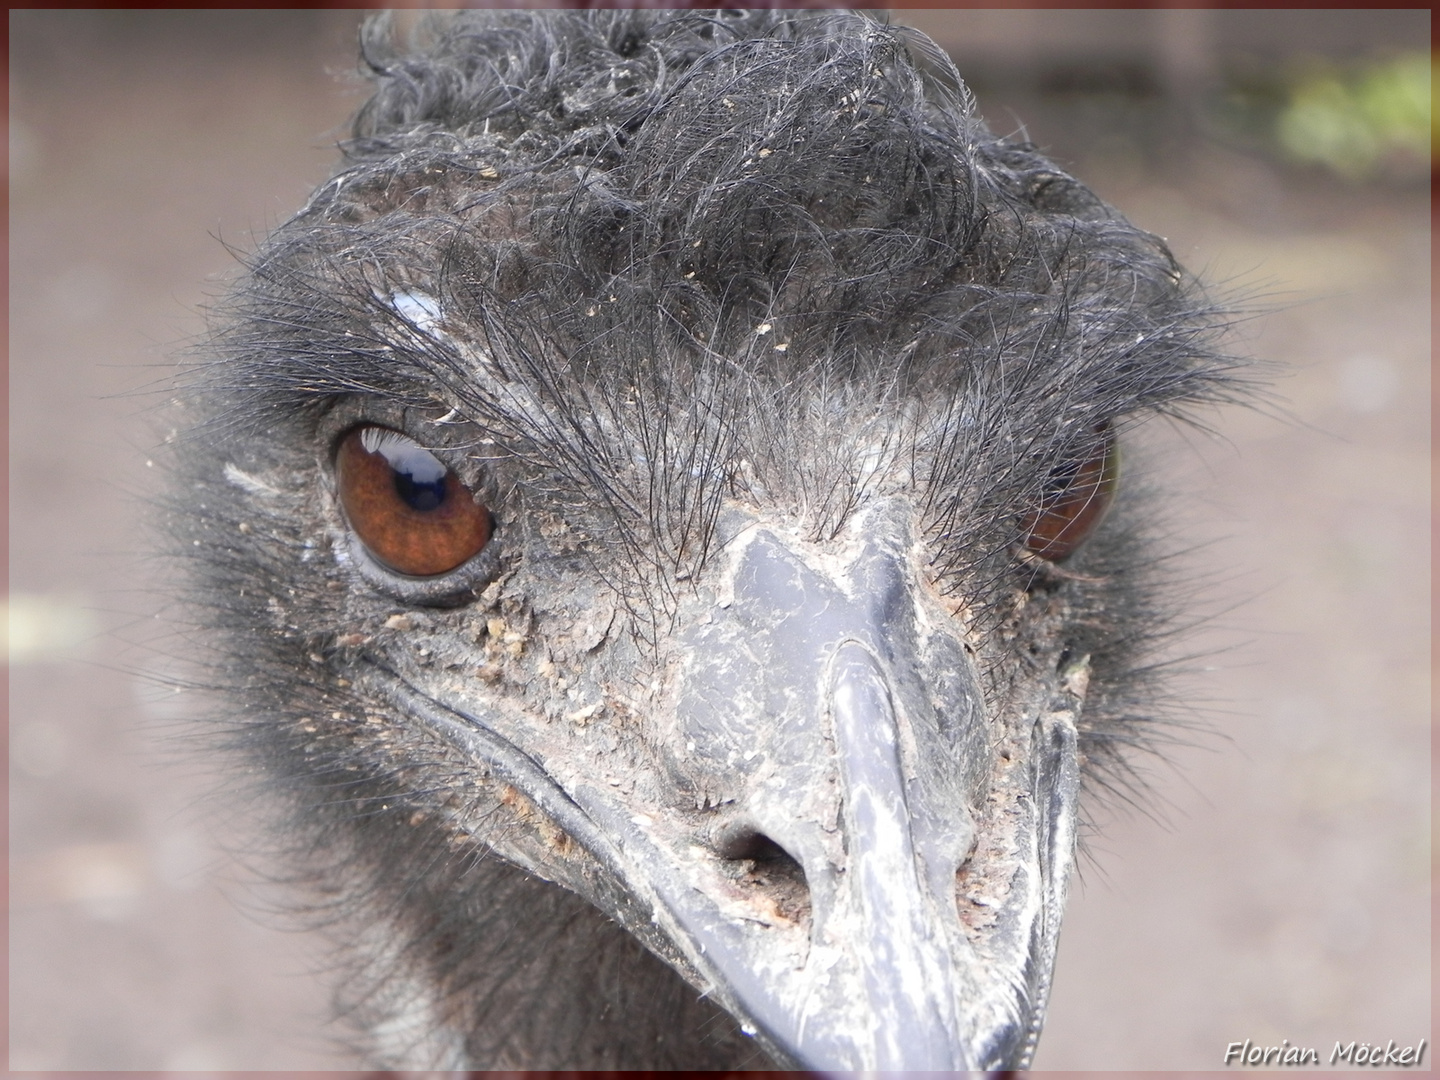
<box><xmin>384</xmin><ymin>501</ymin><xmax>1082</xmax><ymax>1070</ymax></box>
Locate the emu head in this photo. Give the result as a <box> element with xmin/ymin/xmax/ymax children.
<box><xmin>172</xmin><ymin>10</ymin><xmax>1244</xmax><ymax>1071</ymax></box>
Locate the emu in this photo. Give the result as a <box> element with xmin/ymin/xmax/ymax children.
<box><xmin>169</xmin><ymin>10</ymin><xmax>1246</xmax><ymax>1070</ymax></box>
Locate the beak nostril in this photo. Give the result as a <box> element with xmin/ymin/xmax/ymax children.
<box><xmin>719</xmin><ymin>828</ymin><xmax>794</xmax><ymax>866</ymax></box>
<box><xmin>710</xmin><ymin>825</ymin><xmax>811</xmax><ymax>925</ymax></box>
<box><xmin>720</xmin><ymin>823</ymin><xmax>800</xmax><ymax>869</ymax></box>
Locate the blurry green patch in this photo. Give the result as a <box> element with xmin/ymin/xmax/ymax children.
<box><xmin>1217</xmin><ymin>51</ymin><xmax>1432</xmax><ymax>183</ymax></box>
<box><xmin>1277</xmin><ymin>53</ymin><xmax>1432</xmax><ymax>180</ymax></box>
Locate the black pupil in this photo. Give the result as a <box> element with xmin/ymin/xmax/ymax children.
<box><xmin>371</xmin><ymin>434</ymin><xmax>449</xmax><ymax>513</ymax></box>
<box><xmin>1045</xmin><ymin>460</ymin><xmax>1082</xmax><ymax>501</ymax></box>
<box><xmin>394</xmin><ymin>469</ymin><xmax>447</xmax><ymax>512</ymax></box>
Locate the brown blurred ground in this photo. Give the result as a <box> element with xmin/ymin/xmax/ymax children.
<box><xmin>8</xmin><ymin>10</ymin><xmax>1429</xmax><ymax>1070</ymax></box>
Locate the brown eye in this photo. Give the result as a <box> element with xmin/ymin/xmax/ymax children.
<box><xmin>1021</xmin><ymin>424</ymin><xmax>1119</xmax><ymax>561</ymax></box>
<box><xmin>335</xmin><ymin>426</ymin><xmax>492</xmax><ymax>577</ymax></box>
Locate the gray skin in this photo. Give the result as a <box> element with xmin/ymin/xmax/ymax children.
<box><xmin>174</xmin><ymin>9</ymin><xmax>1244</xmax><ymax>1071</ymax></box>
<box><xmin>377</xmin><ymin>511</ymin><xmax>1083</xmax><ymax>1071</ymax></box>
<box><xmin>371</xmin><ymin>501</ymin><xmax>1082</xmax><ymax>1070</ymax></box>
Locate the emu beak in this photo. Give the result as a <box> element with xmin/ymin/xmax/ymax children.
<box><xmin>385</xmin><ymin>501</ymin><xmax>1082</xmax><ymax>1071</ymax></box>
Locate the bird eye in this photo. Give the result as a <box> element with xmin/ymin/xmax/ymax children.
<box><xmin>335</xmin><ymin>426</ymin><xmax>492</xmax><ymax>577</ymax></box>
<box><xmin>1021</xmin><ymin>424</ymin><xmax>1119</xmax><ymax>561</ymax></box>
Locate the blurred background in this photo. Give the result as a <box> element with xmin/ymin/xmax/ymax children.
<box><xmin>8</xmin><ymin>8</ymin><xmax>1430</xmax><ymax>1070</ymax></box>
